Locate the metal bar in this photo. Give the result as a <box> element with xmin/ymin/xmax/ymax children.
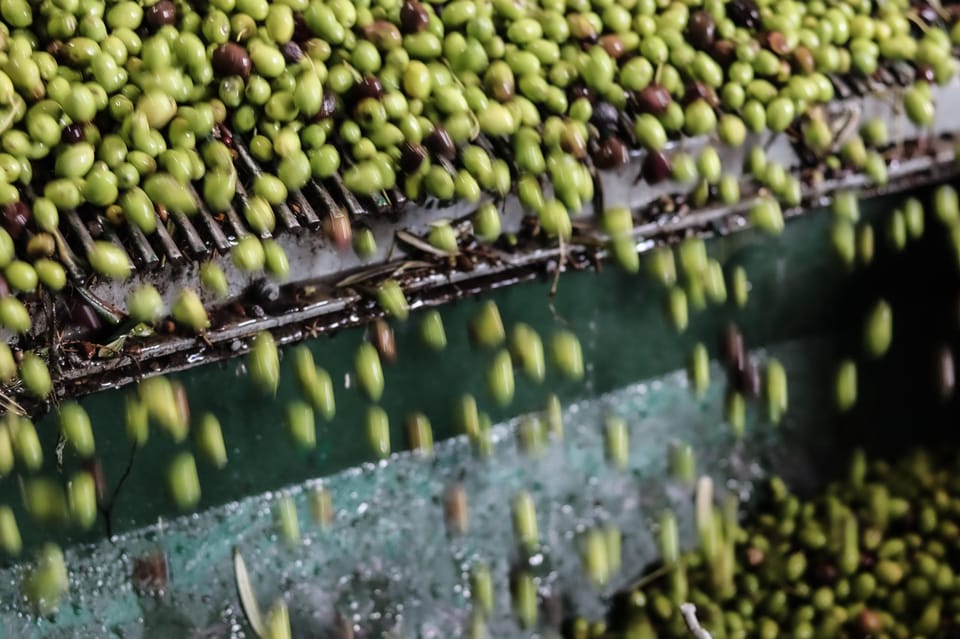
<box><xmin>288</xmin><ymin>188</ymin><xmax>321</xmax><ymax>230</ymax></box>
<box><xmin>195</xmin><ymin>207</ymin><xmax>232</xmax><ymax>252</ymax></box>
<box><xmin>124</xmin><ymin>220</ymin><xmax>160</xmax><ymax>269</ymax></box>
<box><xmin>63</xmin><ymin>210</ymin><xmax>96</xmax><ymax>256</ymax></box>
<box><xmin>152</xmin><ymin>216</ymin><xmax>184</xmax><ymax>264</ymax></box>
<box><xmin>170</xmin><ymin>210</ymin><xmax>209</xmax><ymax>259</ymax></box>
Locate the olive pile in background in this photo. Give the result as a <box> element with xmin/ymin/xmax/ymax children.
<box><xmin>603</xmin><ymin>449</ymin><xmax>960</xmax><ymax>639</ymax></box>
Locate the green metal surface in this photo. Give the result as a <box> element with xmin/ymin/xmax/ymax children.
<box><xmin>2</xmin><ymin>187</ymin><xmax>959</xmax><ymax>636</ymax></box>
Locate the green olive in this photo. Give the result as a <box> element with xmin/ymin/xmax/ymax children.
<box><xmin>835</xmin><ymin>359</ymin><xmax>857</xmax><ymax>412</ymax></box>
<box><xmin>127</xmin><ymin>284</ymin><xmax>164</xmax><ymax>323</ymax></box>
<box><xmin>34</xmin><ymin>259</ymin><xmax>66</xmax><ymax>291</ymax></box>
<box><xmin>4</xmin><ymin>260</ymin><xmax>36</xmax><ymax>293</ymax></box>
<box><xmin>863</xmin><ymin>299</ymin><xmax>892</xmax><ymax>359</ymax></box>
<box><xmin>263</xmin><ymin>239</ymin><xmax>290</xmax><ymax>281</ymax></box>
<box><xmin>20</xmin><ymin>352</ymin><xmax>51</xmax><ymax>400</ymax></box>
<box><xmin>904</xmin><ymin>85</ymin><xmax>935</xmax><ymax>127</ymax></box>
<box><xmin>196</xmin><ymin>413</ymin><xmax>227</xmax><ymax>468</ymax></box>
<box><xmin>14</xmin><ymin>417</ymin><xmax>43</xmax><ymax>470</ymax></box>
<box><xmin>355</xmin><ymin>342</ymin><xmax>384</xmax><ymax>401</ymax></box>
<box><xmin>59</xmin><ymin>402</ymin><xmax>95</xmax><ymax>458</ymax></box>
<box><xmin>666</xmin><ymin>286</ymin><xmax>688</xmax><ymax>332</ymax></box>
<box><xmin>470</xmin><ymin>301</ymin><xmax>505</xmax><ymax>349</ymax></box>
<box><xmin>125</xmin><ymin>395</ymin><xmax>149</xmax><ymax>448</ymax></box>
<box><xmin>510</xmin><ymin>323</ymin><xmax>546</xmax><ymax>383</ymax></box>
<box><xmin>233</xmin><ymin>235</ymin><xmax>266</xmax><ymax>273</ymax></box>
<box><xmin>0</xmin><ymin>343</ymin><xmax>14</xmax><ymax>384</ymax></box>
<box><xmin>0</xmin><ymin>505</ymin><xmax>21</xmax><ymax>556</ymax></box>
<box><xmin>249</xmin><ymin>331</ymin><xmax>279</xmax><ymax>396</ymax></box>
<box><xmin>200</xmin><ymin>262</ymin><xmax>229</xmax><ymax>298</ymax></box>
<box><xmin>285</xmin><ymin>401</ymin><xmax>316</xmax><ymax>451</ymax></box>
<box><xmin>143</xmin><ymin>173</ymin><xmax>198</xmax><ymax>215</ymax></box>
<box><xmin>420</xmin><ymin>309</ymin><xmax>446</xmax><ymax>351</ymax></box>
<box><xmin>750</xmin><ymin>197</ymin><xmax>784</xmax><ymax>235</ymax></box>
<box><xmin>903</xmin><ymin>197</ymin><xmax>925</xmax><ymax>239</ymax></box>
<box><xmin>934</xmin><ymin>185</ymin><xmax>958</xmax><ymax>225</ymax></box>
<box><xmin>88</xmin><ymin>241</ymin><xmax>131</xmax><ymax>280</ymax></box>
<box><xmin>487</xmin><ymin>349</ymin><xmax>515</xmax><ymax>406</ymax></box>
<box><xmin>605</xmin><ymin>416</ymin><xmax>629</xmax><ymax>470</ymax></box>
<box><xmin>68</xmin><ymin>471</ymin><xmax>98</xmax><ymax>529</ymax></box>
<box><xmin>765</xmin><ymin>358</ymin><xmax>788</xmax><ymax>424</ymax></box>
<box><xmin>377</xmin><ymin>279</ymin><xmax>409</xmax><ymax>321</ymax></box>
<box><xmin>172</xmin><ymin>288</ymin><xmax>210</xmax><ymax>332</ymax></box>
<box><xmin>167</xmin><ymin>451</ymin><xmax>201</xmax><ymax>511</ymax></box>
<box><xmin>428</xmin><ymin>220</ymin><xmax>458</xmax><ymax>254</ymax></box>
<box><xmin>365</xmin><ymin>405</ymin><xmax>390</xmax><ymax>458</ymax></box>
<box><xmin>551</xmin><ymin>330</ymin><xmax>584</xmax><ymax>380</ymax></box>
<box><xmin>0</xmin><ymin>296</ymin><xmax>30</xmax><ymax>333</ymax></box>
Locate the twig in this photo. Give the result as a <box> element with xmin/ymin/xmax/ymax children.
<box><xmin>680</xmin><ymin>603</ymin><xmax>713</xmax><ymax>639</ymax></box>
<box><xmin>103</xmin><ymin>442</ymin><xmax>138</xmax><ymax>539</ymax></box>
<box><xmin>549</xmin><ymin>235</ymin><xmax>566</xmax><ymax>298</ymax></box>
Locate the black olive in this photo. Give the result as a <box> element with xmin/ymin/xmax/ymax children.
<box><xmin>211</xmin><ymin>43</ymin><xmax>252</xmax><ymax>79</ymax></box>
<box><xmin>400</xmin><ymin>142</ymin><xmax>427</xmax><ymax>173</ymax></box>
<box><xmin>916</xmin><ymin>63</ymin><xmax>936</xmax><ymax>84</ymax></box>
<box><xmin>280</xmin><ymin>41</ymin><xmax>304</xmax><ymax>62</ymax></box>
<box><xmin>683</xmin><ymin>82</ymin><xmax>719</xmax><ymax>108</ymax></box>
<box><xmin>592</xmin><ymin>136</ymin><xmax>630</xmax><ymax>170</ymax></box>
<box><xmin>635</xmin><ymin>84</ymin><xmax>672</xmax><ymax>116</ymax></box>
<box><xmin>642</xmin><ymin>151</ymin><xmax>672</xmax><ymax>184</ymax></box>
<box><xmin>62</xmin><ymin>123</ymin><xmax>85</xmax><ymax>143</ymax></box>
<box><xmin>914</xmin><ymin>2</ymin><xmax>939</xmax><ymax>26</ymax></box>
<box><xmin>687</xmin><ymin>10</ymin><xmax>716</xmax><ymax>49</ymax></box>
<box><xmin>568</xmin><ymin>82</ymin><xmax>594</xmax><ymax>102</ymax></box>
<box><xmin>3</xmin><ymin>202</ymin><xmax>29</xmax><ymax>240</ymax></box>
<box><xmin>355</xmin><ymin>76</ymin><xmax>384</xmax><ymax>101</ymax></box>
<box><xmin>721</xmin><ymin>324</ymin><xmax>745</xmax><ymax>371</ymax></box>
<box><xmin>726</xmin><ymin>0</ymin><xmax>760</xmax><ymax>29</ymax></box>
<box><xmin>424</xmin><ymin>126</ymin><xmax>456</xmax><ymax>160</ymax></box>
<box><xmin>315</xmin><ymin>90</ymin><xmax>338</xmax><ymax>120</ymax></box>
<box><xmin>292</xmin><ymin>12</ymin><xmax>311</xmax><ymax>42</ymax></box>
<box><xmin>400</xmin><ymin>0</ymin><xmax>430</xmax><ymax>33</ymax></box>
<box><xmin>144</xmin><ymin>0</ymin><xmax>177</xmax><ymax>29</ymax></box>
<box><xmin>71</xmin><ymin>302</ymin><xmax>102</xmax><ymax>332</ymax></box>
<box><xmin>711</xmin><ymin>39</ymin><xmax>737</xmax><ymax>65</ymax></box>
<box><xmin>732</xmin><ymin>357</ymin><xmax>761</xmax><ymax>397</ymax></box>
<box><xmin>590</xmin><ymin>101</ymin><xmax>620</xmax><ymax>131</ymax></box>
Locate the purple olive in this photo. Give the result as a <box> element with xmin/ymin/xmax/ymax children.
<box><xmin>400</xmin><ymin>143</ymin><xmax>427</xmax><ymax>173</ymax></box>
<box><xmin>400</xmin><ymin>0</ymin><xmax>429</xmax><ymax>33</ymax></box>
<box><xmin>3</xmin><ymin>202</ymin><xmax>30</xmax><ymax>240</ymax></box>
<box><xmin>635</xmin><ymin>84</ymin><xmax>672</xmax><ymax>116</ymax></box>
<box><xmin>592</xmin><ymin>136</ymin><xmax>630</xmax><ymax>170</ymax></box>
<box><xmin>642</xmin><ymin>151</ymin><xmax>672</xmax><ymax>184</ymax></box>
<box><xmin>144</xmin><ymin>0</ymin><xmax>177</xmax><ymax>29</ymax></box>
<box><xmin>212</xmin><ymin>43</ymin><xmax>252</xmax><ymax>79</ymax></box>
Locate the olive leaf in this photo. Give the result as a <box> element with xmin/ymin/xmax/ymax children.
<box><xmin>233</xmin><ymin>547</ymin><xmax>267</xmax><ymax>639</ymax></box>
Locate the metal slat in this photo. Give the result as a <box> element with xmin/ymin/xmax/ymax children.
<box><xmin>288</xmin><ymin>189</ymin><xmax>321</xmax><ymax>230</ymax></box>
<box><xmin>170</xmin><ymin>210</ymin><xmax>209</xmax><ymax>259</ymax></box>
<box><xmin>124</xmin><ymin>220</ymin><xmax>160</xmax><ymax>269</ymax></box>
<box><xmin>195</xmin><ymin>207</ymin><xmax>233</xmax><ymax>251</ymax></box>
<box><xmin>152</xmin><ymin>216</ymin><xmax>185</xmax><ymax>264</ymax></box>
<box><xmin>63</xmin><ymin>210</ymin><xmax>96</xmax><ymax>256</ymax></box>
